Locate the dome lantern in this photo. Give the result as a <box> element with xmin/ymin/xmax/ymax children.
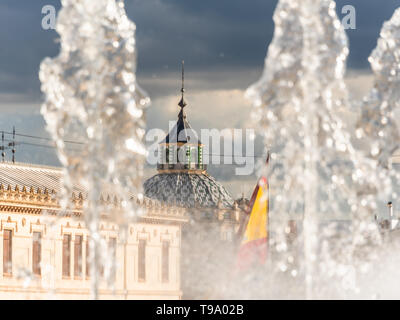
<box><xmin>144</xmin><ymin>62</ymin><xmax>234</xmax><ymax>210</ymax></box>
<box><xmin>157</xmin><ymin>61</ymin><xmax>205</xmax><ymax>173</ymax></box>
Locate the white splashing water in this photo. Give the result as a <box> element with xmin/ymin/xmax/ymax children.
<box><xmin>39</xmin><ymin>0</ymin><xmax>149</xmax><ymax>299</ymax></box>
<box><xmin>246</xmin><ymin>0</ymin><xmax>399</xmax><ymax>299</ymax></box>
<box><xmin>348</xmin><ymin>8</ymin><xmax>400</xmax><ymax>299</ymax></box>
<box><xmin>359</xmin><ymin>8</ymin><xmax>400</xmax><ymax>165</ymax></box>
<box><xmin>356</xmin><ymin>8</ymin><xmax>400</xmax><ymax>211</ymax></box>
<box><xmin>35</xmin><ymin>0</ymin><xmax>400</xmax><ymax>300</ymax></box>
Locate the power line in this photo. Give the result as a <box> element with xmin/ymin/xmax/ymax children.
<box><xmin>1</xmin><ymin>131</ymin><xmax>266</xmax><ymax>157</ymax></box>
<box><xmin>3</xmin><ymin>139</ymin><xmax>265</xmax><ymax>159</ymax></box>
<box><xmin>0</xmin><ymin>129</ymin><xmax>267</xmax><ymax>161</ymax></box>
<box><xmin>18</xmin><ymin>142</ymin><xmax>57</xmax><ymax>150</ymax></box>
<box><xmin>19</xmin><ymin>141</ymin><xmax>74</xmax><ymax>150</ymax></box>
<box><xmin>2</xmin><ymin>131</ymin><xmax>84</xmax><ymax>145</ymax></box>
<box><xmin>2</xmin><ymin>138</ymin><xmax>82</xmax><ymax>151</ymax></box>
<box><xmin>10</xmin><ymin>141</ymin><xmax>264</xmax><ymax>159</ymax></box>
<box><xmin>0</xmin><ymin>129</ymin><xmax>84</xmax><ymax>163</ymax></box>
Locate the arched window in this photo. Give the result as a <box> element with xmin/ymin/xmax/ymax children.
<box><xmin>3</xmin><ymin>230</ymin><xmax>12</xmax><ymax>275</ymax></box>
<box><xmin>32</xmin><ymin>232</ymin><xmax>41</xmax><ymax>276</ymax></box>
<box><xmin>162</xmin><ymin>241</ymin><xmax>169</xmax><ymax>282</ymax></box>
<box><xmin>138</xmin><ymin>240</ymin><xmax>146</xmax><ymax>281</ymax></box>
<box><xmin>62</xmin><ymin>234</ymin><xmax>71</xmax><ymax>277</ymax></box>
<box><xmin>74</xmin><ymin>235</ymin><xmax>83</xmax><ymax>278</ymax></box>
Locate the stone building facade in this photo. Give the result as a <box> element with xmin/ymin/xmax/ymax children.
<box><xmin>0</xmin><ymin>162</ymin><xmax>187</xmax><ymax>299</ymax></box>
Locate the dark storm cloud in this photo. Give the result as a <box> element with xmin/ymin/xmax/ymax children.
<box><xmin>1</xmin><ymin>0</ymin><xmax>400</xmax><ymax>97</ymax></box>
<box><xmin>127</xmin><ymin>0</ymin><xmax>400</xmax><ymax>73</ymax></box>
<box><xmin>126</xmin><ymin>0</ymin><xmax>277</xmax><ymax>73</ymax></box>
<box><xmin>335</xmin><ymin>0</ymin><xmax>400</xmax><ymax>69</ymax></box>
<box><xmin>1</xmin><ymin>0</ymin><xmax>399</xmax><ymax>193</ymax></box>
<box><xmin>0</xmin><ymin>0</ymin><xmax>61</xmax><ymax>96</ymax></box>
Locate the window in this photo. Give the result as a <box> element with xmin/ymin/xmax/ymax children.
<box><xmin>186</xmin><ymin>147</ymin><xmax>190</xmax><ymax>165</ymax></box>
<box><xmin>286</xmin><ymin>220</ymin><xmax>297</xmax><ymax>244</ymax></box>
<box><xmin>138</xmin><ymin>240</ymin><xmax>146</xmax><ymax>281</ymax></box>
<box><xmin>162</xmin><ymin>241</ymin><xmax>169</xmax><ymax>282</ymax></box>
<box><xmin>109</xmin><ymin>237</ymin><xmax>117</xmax><ymax>282</ymax></box>
<box><xmin>74</xmin><ymin>235</ymin><xmax>83</xmax><ymax>278</ymax></box>
<box><xmin>225</xmin><ymin>230</ymin><xmax>233</xmax><ymax>242</ymax></box>
<box><xmin>221</xmin><ymin>232</ymin><xmax>226</xmax><ymax>241</ymax></box>
<box><xmin>109</xmin><ymin>238</ymin><xmax>117</xmax><ymax>258</ymax></box>
<box><xmin>3</xmin><ymin>230</ymin><xmax>12</xmax><ymax>275</ymax></box>
<box><xmin>198</xmin><ymin>146</ymin><xmax>203</xmax><ymax>168</ymax></box>
<box><xmin>32</xmin><ymin>232</ymin><xmax>41</xmax><ymax>276</ymax></box>
<box><xmin>86</xmin><ymin>239</ymin><xmax>90</xmax><ymax>278</ymax></box>
<box><xmin>62</xmin><ymin>234</ymin><xmax>71</xmax><ymax>277</ymax></box>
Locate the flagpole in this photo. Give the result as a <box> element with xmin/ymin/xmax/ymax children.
<box><xmin>265</xmin><ymin>150</ymin><xmax>270</xmax><ymax>260</ymax></box>
<box><xmin>265</xmin><ymin>150</ymin><xmax>273</xmax><ymax>297</ymax></box>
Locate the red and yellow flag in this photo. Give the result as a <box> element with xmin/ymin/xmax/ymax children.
<box><xmin>235</xmin><ymin>174</ymin><xmax>269</xmax><ymax>273</ymax></box>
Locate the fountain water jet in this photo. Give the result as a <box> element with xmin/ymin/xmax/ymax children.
<box><xmin>36</xmin><ymin>0</ymin><xmax>400</xmax><ymax>300</ymax></box>
<box><xmin>245</xmin><ymin>0</ymin><xmax>394</xmax><ymax>299</ymax></box>
<box><xmin>355</xmin><ymin>7</ymin><xmax>400</xmax><ymax>210</ymax></box>
<box><xmin>39</xmin><ymin>0</ymin><xmax>149</xmax><ymax>299</ymax></box>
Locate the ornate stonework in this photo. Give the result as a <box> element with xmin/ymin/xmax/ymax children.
<box><xmin>0</xmin><ymin>162</ymin><xmax>187</xmax><ymax>300</ymax></box>
<box><xmin>143</xmin><ymin>65</ymin><xmax>235</xmax><ymax>211</ymax></box>
<box><xmin>144</xmin><ymin>173</ymin><xmax>235</xmax><ymax>209</ymax></box>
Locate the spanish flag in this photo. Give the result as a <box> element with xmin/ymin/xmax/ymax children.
<box><xmin>235</xmin><ymin>160</ymin><xmax>269</xmax><ymax>272</ymax></box>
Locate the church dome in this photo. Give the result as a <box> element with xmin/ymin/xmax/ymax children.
<box><xmin>143</xmin><ymin>62</ymin><xmax>234</xmax><ymax>209</ymax></box>
<box><xmin>144</xmin><ymin>172</ymin><xmax>234</xmax><ymax>209</ymax></box>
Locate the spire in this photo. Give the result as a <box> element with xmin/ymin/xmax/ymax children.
<box><xmin>178</xmin><ymin>60</ymin><xmax>187</xmax><ymax>109</ymax></box>
<box><xmin>161</xmin><ymin>60</ymin><xmax>202</xmax><ymax>146</ymax></box>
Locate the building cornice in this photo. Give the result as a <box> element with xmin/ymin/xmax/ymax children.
<box><xmin>0</xmin><ymin>186</ymin><xmax>188</xmax><ymax>224</ymax></box>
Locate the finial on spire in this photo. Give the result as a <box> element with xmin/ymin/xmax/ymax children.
<box><xmin>178</xmin><ymin>60</ymin><xmax>187</xmax><ymax>109</ymax></box>
<box><xmin>181</xmin><ymin>60</ymin><xmax>185</xmax><ymax>93</ymax></box>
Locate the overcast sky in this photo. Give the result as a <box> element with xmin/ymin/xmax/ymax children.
<box><xmin>0</xmin><ymin>0</ymin><xmax>399</xmax><ymax>197</ymax></box>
